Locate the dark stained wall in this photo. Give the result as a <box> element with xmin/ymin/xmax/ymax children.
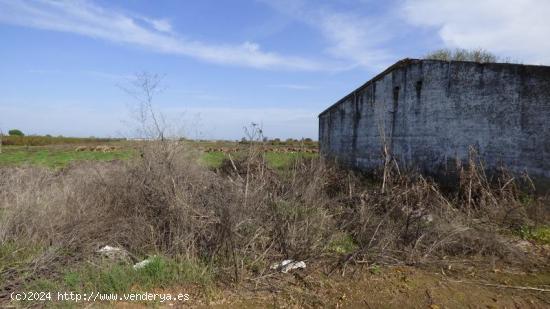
<box><xmin>319</xmin><ymin>59</ymin><xmax>550</xmax><ymax>181</ymax></box>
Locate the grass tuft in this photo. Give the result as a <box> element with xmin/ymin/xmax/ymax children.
<box><xmin>517</xmin><ymin>225</ymin><xmax>550</xmax><ymax>245</ymax></box>
<box><xmin>25</xmin><ymin>256</ymin><xmax>212</xmax><ymax>295</ymax></box>
<box><xmin>328</xmin><ymin>234</ymin><xmax>358</xmax><ymax>254</ymax></box>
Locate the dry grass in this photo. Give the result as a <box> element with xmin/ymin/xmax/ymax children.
<box><xmin>0</xmin><ymin>140</ymin><xmax>548</xmax><ymax>297</ymax></box>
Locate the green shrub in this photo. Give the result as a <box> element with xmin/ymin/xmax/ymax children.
<box><xmin>8</xmin><ymin>129</ymin><xmax>24</xmax><ymax>136</ymax></box>
<box><xmin>425</xmin><ymin>48</ymin><xmax>500</xmax><ymax>63</ymax></box>
<box><xmin>518</xmin><ymin>226</ymin><xmax>550</xmax><ymax>245</ymax></box>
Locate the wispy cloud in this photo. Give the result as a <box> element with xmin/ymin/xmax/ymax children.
<box><xmin>319</xmin><ymin>11</ymin><xmax>394</xmax><ymax>70</ymax></box>
<box><xmin>261</xmin><ymin>0</ymin><xmax>396</xmax><ymax>70</ymax></box>
<box><xmin>402</xmin><ymin>0</ymin><xmax>550</xmax><ymax>64</ymax></box>
<box><xmin>264</xmin><ymin>0</ymin><xmax>550</xmax><ymax>68</ymax></box>
<box><xmin>0</xmin><ymin>0</ymin><xmax>327</xmax><ymax>70</ymax></box>
<box><xmin>142</xmin><ymin>17</ymin><xmax>173</xmax><ymax>33</ymax></box>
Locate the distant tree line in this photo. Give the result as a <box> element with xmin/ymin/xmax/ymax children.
<box><xmin>2</xmin><ymin>134</ymin><xmax>125</xmax><ymax>146</ymax></box>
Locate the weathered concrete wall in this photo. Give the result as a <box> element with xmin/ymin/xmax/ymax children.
<box><xmin>319</xmin><ymin>59</ymin><xmax>550</xmax><ymax>181</ymax></box>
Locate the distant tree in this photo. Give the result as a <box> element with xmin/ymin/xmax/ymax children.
<box><xmin>425</xmin><ymin>48</ymin><xmax>500</xmax><ymax>63</ymax></box>
<box><xmin>8</xmin><ymin>129</ymin><xmax>24</xmax><ymax>136</ymax></box>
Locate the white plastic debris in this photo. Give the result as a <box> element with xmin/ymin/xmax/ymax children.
<box><xmin>96</xmin><ymin>245</ymin><xmax>130</xmax><ymax>262</ymax></box>
<box><xmin>133</xmin><ymin>257</ymin><xmax>155</xmax><ymax>270</ymax></box>
<box><xmin>270</xmin><ymin>259</ymin><xmax>306</xmax><ymax>273</ymax></box>
<box><xmin>97</xmin><ymin>245</ymin><xmax>121</xmax><ymax>253</ymax></box>
<box><xmin>421</xmin><ymin>213</ymin><xmax>434</xmax><ymax>223</ymax></box>
<box><xmin>270</xmin><ymin>259</ymin><xmax>292</xmax><ymax>270</ymax></box>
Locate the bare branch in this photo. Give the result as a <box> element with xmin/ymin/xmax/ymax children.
<box><xmin>119</xmin><ymin>72</ymin><xmax>167</xmax><ymax>140</ymax></box>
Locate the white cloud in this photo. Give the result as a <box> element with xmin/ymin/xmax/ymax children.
<box><xmin>0</xmin><ymin>0</ymin><xmax>326</xmax><ymax>70</ymax></box>
<box><xmin>145</xmin><ymin>18</ymin><xmax>172</xmax><ymax>33</ymax></box>
<box><xmin>402</xmin><ymin>0</ymin><xmax>550</xmax><ymax>64</ymax></box>
<box><xmin>317</xmin><ymin>9</ymin><xmax>393</xmax><ymax>70</ymax></box>
<box><xmin>261</xmin><ymin>0</ymin><xmax>396</xmax><ymax>70</ymax></box>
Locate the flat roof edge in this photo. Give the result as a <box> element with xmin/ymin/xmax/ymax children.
<box><xmin>318</xmin><ymin>58</ymin><xmax>550</xmax><ymax>117</ymax></box>
<box><xmin>318</xmin><ymin>58</ymin><xmax>419</xmax><ymax>117</ymax></box>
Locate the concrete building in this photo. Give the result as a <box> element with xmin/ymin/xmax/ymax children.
<box><xmin>319</xmin><ymin>59</ymin><xmax>550</xmax><ymax>183</ymax></box>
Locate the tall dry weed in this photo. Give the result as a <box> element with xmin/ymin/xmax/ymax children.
<box><xmin>0</xmin><ymin>140</ymin><xmax>546</xmax><ymax>291</ymax></box>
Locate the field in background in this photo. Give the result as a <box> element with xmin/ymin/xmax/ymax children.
<box><xmin>0</xmin><ymin>138</ymin><xmax>319</xmax><ymax>169</ymax></box>
<box><xmin>0</xmin><ymin>145</ymin><xmax>133</xmax><ymax>168</ymax></box>
<box><xmin>0</xmin><ymin>135</ymin><xmax>124</xmax><ymax>146</ymax></box>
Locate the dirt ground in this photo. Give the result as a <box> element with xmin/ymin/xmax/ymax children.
<box><xmin>212</xmin><ymin>264</ymin><xmax>549</xmax><ymax>308</ymax></box>
<box><xmin>110</xmin><ymin>256</ymin><xmax>550</xmax><ymax>309</ymax></box>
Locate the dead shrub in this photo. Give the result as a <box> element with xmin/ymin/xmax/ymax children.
<box><xmin>0</xmin><ymin>140</ymin><xmax>545</xmax><ymax>292</ymax></box>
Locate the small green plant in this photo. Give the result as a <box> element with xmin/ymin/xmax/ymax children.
<box><xmin>63</xmin><ymin>272</ymin><xmax>82</xmax><ymax>290</ymax></box>
<box><xmin>0</xmin><ymin>242</ymin><xmax>44</xmax><ymax>274</ymax></box>
<box><xmin>517</xmin><ymin>226</ymin><xmax>550</xmax><ymax>245</ymax></box>
<box><xmin>328</xmin><ymin>234</ymin><xmax>358</xmax><ymax>254</ymax></box>
<box><xmin>518</xmin><ymin>192</ymin><xmax>535</xmax><ymax>205</ymax></box>
<box><xmin>369</xmin><ymin>264</ymin><xmax>381</xmax><ymax>275</ymax></box>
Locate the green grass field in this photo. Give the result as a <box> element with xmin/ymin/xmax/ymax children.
<box><xmin>200</xmin><ymin>151</ymin><xmax>318</xmax><ymax>169</ymax></box>
<box><xmin>0</xmin><ymin>146</ymin><xmax>134</xmax><ymax>168</ymax></box>
<box><xmin>0</xmin><ymin>144</ymin><xmax>318</xmax><ymax>169</ymax></box>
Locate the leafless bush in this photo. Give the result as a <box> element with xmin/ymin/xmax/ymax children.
<box><xmin>120</xmin><ymin>72</ymin><xmax>168</xmax><ymax>141</ymax></box>
<box><xmin>0</xmin><ymin>140</ymin><xmax>545</xmax><ymax>290</ymax></box>
<box><xmin>455</xmin><ymin>149</ymin><xmax>532</xmax><ymax>229</ymax></box>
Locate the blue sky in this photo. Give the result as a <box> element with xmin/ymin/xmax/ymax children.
<box><xmin>1</xmin><ymin>0</ymin><xmax>549</xmax><ymax>140</ymax></box>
